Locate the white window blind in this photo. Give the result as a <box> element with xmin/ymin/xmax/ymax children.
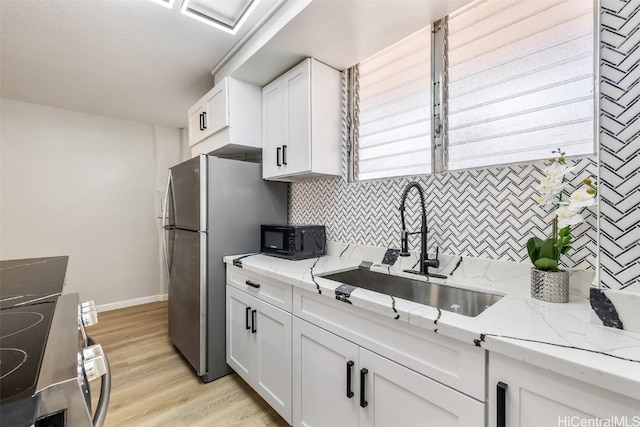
<box><xmin>447</xmin><ymin>0</ymin><xmax>595</xmax><ymax>171</ymax></box>
<box><xmin>357</xmin><ymin>27</ymin><xmax>432</xmax><ymax>181</ymax></box>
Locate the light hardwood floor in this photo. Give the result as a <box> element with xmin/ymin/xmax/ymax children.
<box><xmin>88</xmin><ymin>301</ymin><xmax>288</xmax><ymax>427</ymax></box>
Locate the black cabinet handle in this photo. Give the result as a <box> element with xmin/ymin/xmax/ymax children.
<box><xmin>199</xmin><ymin>113</ymin><xmax>204</xmax><ymax>131</ymax></box>
<box><xmin>346</xmin><ymin>361</ymin><xmax>354</xmax><ymax>398</ymax></box>
<box><xmin>360</xmin><ymin>368</ymin><xmax>368</xmax><ymax>408</ymax></box>
<box><xmin>282</xmin><ymin>145</ymin><xmax>287</xmax><ymax>165</ymax></box>
<box><xmin>251</xmin><ymin>310</ymin><xmax>257</xmax><ymax>334</ymax></box>
<box><xmin>276</xmin><ymin>147</ymin><xmax>282</xmax><ymax>166</ymax></box>
<box><xmin>497</xmin><ymin>381</ymin><xmax>508</xmax><ymax>427</ymax></box>
<box><xmin>245</xmin><ymin>280</ymin><xmax>261</xmax><ymax>289</ymax></box>
<box><xmin>202</xmin><ymin>111</ymin><xmax>207</xmax><ymax>130</ymax></box>
<box><xmin>245</xmin><ymin>306</ymin><xmax>251</xmax><ymax>330</ymax></box>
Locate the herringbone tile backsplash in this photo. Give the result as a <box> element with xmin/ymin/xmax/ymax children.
<box><xmin>290</xmin><ymin>158</ymin><xmax>598</xmax><ymax>270</ymax></box>
<box><xmin>292</xmin><ymin>0</ymin><xmax>640</xmax><ymax>285</ymax></box>
<box><xmin>599</xmin><ymin>0</ymin><xmax>640</xmax><ymax>291</ymax></box>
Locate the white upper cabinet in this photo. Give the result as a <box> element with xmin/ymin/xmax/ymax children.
<box><xmin>188</xmin><ymin>77</ymin><xmax>262</xmax><ymax>159</ymax></box>
<box><xmin>262</xmin><ymin>58</ymin><xmax>342</xmax><ymax>181</ymax></box>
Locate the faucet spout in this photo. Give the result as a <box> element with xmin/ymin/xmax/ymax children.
<box><xmin>398</xmin><ymin>182</ymin><xmax>446</xmax><ymax>279</ymax></box>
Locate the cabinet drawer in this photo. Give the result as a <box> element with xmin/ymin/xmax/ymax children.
<box><xmin>227</xmin><ymin>265</ymin><xmax>292</xmax><ymax>312</ymax></box>
<box><xmin>293</xmin><ymin>288</ymin><xmax>485</xmax><ymax>400</ymax></box>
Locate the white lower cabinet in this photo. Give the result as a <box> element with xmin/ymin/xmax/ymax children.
<box><xmin>488</xmin><ymin>352</ymin><xmax>640</xmax><ymax>427</ymax></box>
<box><xmin>226</xmin><ymin>285</ymin><xmax>292</xmax><ymax>424</ymax></box>
<box><xmin>293</xmin><ymin>317</ymin><xmax>484</xmax><ymax>427</ymax></box>
<box><xmin>293</xmin><ymin>317</ymin><xmax>359</xmax><ymax>427</ymax></box>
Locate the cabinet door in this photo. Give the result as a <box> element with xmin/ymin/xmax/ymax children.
<box><xmin>226</xmin><ymin>285</ymin><xmax>254</xmax><ymax>384</ymax></box>
<box><xmin>203</xmin><ymin>78</ymin><xmax>228</xmax><ymax>137</ymax></box>
<box><xmin>359</xmin><ymin>348</ymin><xmax>484</xmax><ymax>427</ymax></box>
<box><xmin>254</xmin><ymin>299</ymin><xmax>292</xmax><ymax>424</ymax></box>
<box><xmin>188</xmin><ymin>105</ymin><xmax>205</xmax><ymax>147</ymax></box>
<box><xmin>489</xmin><ymin>352</ymin><xmax>640</xmax><ymax>427</ymax></box>
<box><xmin>282</xmin><ymin>59</ymin><xmax>311</xmax><ymax>175</ymax></box>
<box><xmin>262</xmin><ymin>78</ymin><xmax>284</xmax><ymax>179</ymax></box>
<box><xmin>293</xmin><ymin>318</ymin><xmax>359</xmax><ymax>427</ymax></box>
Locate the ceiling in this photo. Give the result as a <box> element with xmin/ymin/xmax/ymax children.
<box><xmin>1</xmin><ymin>0</ymin><xmax>472</xmax><ymax>130</ymax></box>
<box><xmin>224</xmin><ymin>0</ymin><xmax>472</xmax><ymax>87</ymax></box>
<box><xmin>0</xmin><ymin>0</ymin><xmax>279</xmax><ymax>128</ymax></box>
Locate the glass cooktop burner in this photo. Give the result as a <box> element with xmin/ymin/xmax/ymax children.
<box><xmin>0</xmin><ymin>312</ymin><xmax>44</xmax><ymax>339</ymax></box>
<box><xmin>0</xmin><ymin>348</ymin><xmax>28</xmax><ymax>380</ymax></box>
<box><xmin>0</xmin><ymin>302</ymin><xmax>55</xmax><ymax>404</ymax></box>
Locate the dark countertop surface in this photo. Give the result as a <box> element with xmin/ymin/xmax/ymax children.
<box><xmin>0</xmin><ymin>256</ymin><xmax>69</xmax><ymax>427</ymax></box>
<box><xmin>0</xmin><ymin>256</ymin><xmax>68</xmax><ymax>303</ymax></box>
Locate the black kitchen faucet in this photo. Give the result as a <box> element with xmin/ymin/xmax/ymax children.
<box><xmin>399</xmin><ymin>182</ymin><xmax>447</xmax><ymax>279</ymax></box>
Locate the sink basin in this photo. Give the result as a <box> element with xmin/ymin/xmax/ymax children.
<box><xmin>320</xmin><ymin>267</ymin><xmax>503</xmax><ymax>317</ymax></box>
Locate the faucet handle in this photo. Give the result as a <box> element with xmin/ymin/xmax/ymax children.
<box><xmin>399</xmin><ymin>230</ymin><xmax>410</xmax><ymax>257</ymax></box>
<box><xmin>424</xmin><ymin>246</ymin><xmax>440</xmax><ymax>268</ymax></box>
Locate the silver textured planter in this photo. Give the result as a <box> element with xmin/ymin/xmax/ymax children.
<box><xmin>531</xmin><ymin>268</ymin><xmax>569</xmax><ymax>303</ymax></box>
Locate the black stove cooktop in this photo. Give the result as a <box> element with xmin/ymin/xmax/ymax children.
<box><xmin>0</xmin><ymin>256</ymin><xmax>69</xmax><ymax>426</ymax></box>
<box><xmin>0</xmin><ymin>302</ymin><xmax>56</xmax><ymax>404</ymax></box>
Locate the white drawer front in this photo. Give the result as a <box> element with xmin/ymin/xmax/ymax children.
<box><xmin>227</xmin><ymin>265</ymin><xmax>292</xmax><ymax>312</ymax></box>
<box><xmin>293</xmin><ymin>288</ymin><xmax>485</xmax><ymax>400</ymax></box>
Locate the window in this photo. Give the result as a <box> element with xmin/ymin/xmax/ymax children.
<box><xmin>349</xmin><ymin>0</ymin><xmax>595</xmax><ymax>181</ymax></box>
<box><xmin>354</xmin><ymin>28</ymin><xmax>432</xmax><ymax>181</ymax></box>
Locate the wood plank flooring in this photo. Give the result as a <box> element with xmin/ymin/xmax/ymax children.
<box><xmin>88</xmin><ymin>301</ymin><xmax>288</xmax><ymax>427</ymax></box>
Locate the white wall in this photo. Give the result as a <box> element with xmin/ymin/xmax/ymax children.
<box><xmin>153</xmin><ymin>124</ymin><xmax>185</xmax><ymax>296</ymax></box>
<box><xmin>0</xmin><ymin>99</ymin><xmax>183</xmax><ymax>307</ymax></box>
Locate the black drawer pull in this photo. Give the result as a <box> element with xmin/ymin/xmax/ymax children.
<box><xmin>276</xmin><ymin>147</ymin><xmax>282</xmax><ymax>167</ymax></box>
<box><xmin>282</xmin><ymin>145</ymin><xmax>287</xmax><ymax>165</ymax></box>
<box><xmin>199</xmin><ymin>112</ymin><xmax>204</xmax><ymax>131</ymax></box>
<box><xmin>360</xmin><ymin>368</ymin><xmax>368</xmax><ymax>408</ymax></box>
<box><xmin>346</xmin><ymin>361</ymin><xmax>354</xmax><ymax>398</ymax></box>
<box><xmin>245</xmin><ymin>306</ymin><xmax>251</xmax><ymax>330</ymax></box>
<box><xmin>251</xmin><ymin>310</ymin><xmax>257</xmax><ymax>334</ymax></box>
<box><xmin>497</xmin><ymin>381</ymin><xmax>508</xmax><ymax>427</ymax></box>
<box><xmin>202</xmin><ymin>111</ymin><xmax>207</xmax><ymax>129</ymax></box>
<box><xmin>245</xmin><ymin>280</ymin><xmax>260</xmax><ymax>289</ymax></box>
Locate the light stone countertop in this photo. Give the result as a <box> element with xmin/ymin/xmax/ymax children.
<box><xmin>224</xmin><ymin>242</ymin><xmax>640</xmax><ymax>401</ymax></box>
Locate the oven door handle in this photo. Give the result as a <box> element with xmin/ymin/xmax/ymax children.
<box><xmin>87</xmin><ymin>336</ymin><xmax>111</xmax><ymax>427</ymax></box>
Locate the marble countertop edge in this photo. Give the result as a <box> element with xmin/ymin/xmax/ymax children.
<box><xmin>223</xmin><ymin>253</ymin><xmax>640</xmax><ymax>400</ymax></box>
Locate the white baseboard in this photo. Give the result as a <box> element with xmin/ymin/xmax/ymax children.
<box><xmin>96</xmin><ymin>294</ymin><xmax>168</xmax><ymax>312</ymax></box>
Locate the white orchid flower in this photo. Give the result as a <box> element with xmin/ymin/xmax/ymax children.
<box><xmin>536</xmin><ymin>176</ymin><xmax>565</xmax><ymax>195</ymax></box>
<box><xmin>543</xmin><ymin>163</ymin><xmax>576</xmax><ymax>182</ymax></box>
<box><xmin>556</xmin><ymin>205</ymin><xmax>584</xmax><ymax>228</ymax></box>
<box><xmin>534</xmin><ymin>192</ymin><xmax>551</xmax><ymax>205</ymax></box>
<box><xmin>568</xmin><ymin>187</ymin><xmax>596</xmax><ymax>208</ymax></box>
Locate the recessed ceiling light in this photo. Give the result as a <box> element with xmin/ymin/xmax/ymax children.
<box><xmin>180</xmin><ymin>0</ymin><xmax>262</xmax><ymax>35</ymax></box>
<box><xmin>149</xmin><ymin>0</ymin><xmax>175</xmax><ymax>9</ymax></box>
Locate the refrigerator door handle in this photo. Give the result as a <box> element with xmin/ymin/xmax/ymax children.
<box><xmin>162</xmin><ymin>174</ymin><xmax>172</xmax><ymax>280</ymax></box>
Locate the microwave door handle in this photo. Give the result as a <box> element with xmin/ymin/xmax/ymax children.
<box><xmin>300</xmin><ymin>230</ymin><xmax>304</xmax><ymax>252</ymax></box>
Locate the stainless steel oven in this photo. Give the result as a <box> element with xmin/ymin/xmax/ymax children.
<box><xmin>33</xmin><ymin>294</ymin><xmax>111</xmax><ymax>427</ymax></box>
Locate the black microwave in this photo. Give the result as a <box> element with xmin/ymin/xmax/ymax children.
<box><xmin>261</xmin><ymin>225</ymin><xmax>326</xmax><ymax>260</ymax></box>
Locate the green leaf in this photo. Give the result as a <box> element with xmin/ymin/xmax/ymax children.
<box><xmin>560</xmin><ymin>246</ymin><xmax>572</xmax><ymax>255</ymax></box>
<box><xmin>539</xmin><ymin>238</ymin><xmax>556</xmax><ymax>260</ymax></box>
<box><xmin>527</xmin><ymin>237</ymin><xmax>543</xmax><ymax>263</ymax></box>
<box><xmin>535</xmin><ymin>258</ymin><xmax>559</xmax><ymax>271</ymax></box>
<box><xmin>561</xmin><ymin>236</ymin><xmax>571</xmax><ymax>246</ymax></box>
<box><xmin>558</xmin><ymin>227</ymin><xmax>571</xmax><ymax>237</ymax></box>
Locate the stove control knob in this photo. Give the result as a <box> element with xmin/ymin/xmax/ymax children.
<box><xmin>81</xmin><ymin>308</ymin><xmax>98</xmax><ymax>327</ymax></box>
<box><xmin>81</xmin><ymin>301</ymin><xmax>96</xmax><ymax>312</ymax></box>
<box><xmin>83</xmin><ymin>355</ymin><xmax>107</xmax><ymax>382</ymax></box>
<box><xmin>83</xmin><ymin>343</ymin><xmax>105</xmax><ymax>360</ymax></box>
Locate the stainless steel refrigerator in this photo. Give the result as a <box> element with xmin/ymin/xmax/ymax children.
<box><xmin>162</xmin><ymin>155</ymin><xmax>287</xmax><ymax>382</ymax></box>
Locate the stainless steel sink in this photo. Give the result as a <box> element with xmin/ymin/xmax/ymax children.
<box><xmin>320</xmin><ymin>267</ymin><xmax>503</xmax><ymax>317</ymax></box>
